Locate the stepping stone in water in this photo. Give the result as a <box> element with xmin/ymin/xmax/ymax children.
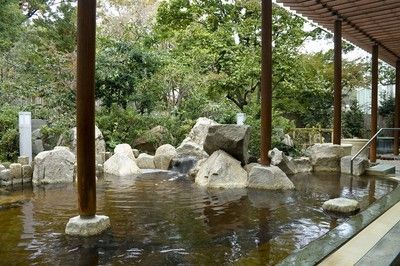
<box><xmin>322</xmin><ymin>198</ymin><xmax>360</xmax><ymax>214</ymax></box>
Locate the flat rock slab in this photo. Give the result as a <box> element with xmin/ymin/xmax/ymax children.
<box><xmin>65</xmin><ymin>215</ymin><xmax>111</xmax><ymax>236</ymax></box>
<box><xmin>322</xmin><ymin>198</ymin><xmax>360</xmax><ymax>214</ymax></box>
<box><xmin>366</xmin><ymin>164</ymin><xmax>396</xmax><ymax>176</ymax></box>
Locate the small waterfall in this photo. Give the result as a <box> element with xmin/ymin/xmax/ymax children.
<box><xmin>169</xmin><ymin>156</ymin><xmax>198</xmax><ymax>176</ymax></box>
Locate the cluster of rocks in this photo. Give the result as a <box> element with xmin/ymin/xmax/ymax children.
<box><xmin>0</xmin><ymin>156</ymin><xmax>33</xmax><ymax>187</ymax></box>
<box><xmin>180</xmin><ymin>118</ymin><xmax>295</xmax><ymax>190</ymax></box>
<box><xmin>1</xmin><ymin>117</ymin><xmax>365</xmax><ymax>190</ymax></box>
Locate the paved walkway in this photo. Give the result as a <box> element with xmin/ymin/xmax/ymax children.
<box><xmin>377</xmin><ymin>159</ymin><xmax>400</xmax><ymax>173</ymax></box>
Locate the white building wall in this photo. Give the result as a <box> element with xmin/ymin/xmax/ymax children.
<box><xmin>356</xmin><ymin>84</ymin><xmax>395</xmax><ymax>114</ymax></box>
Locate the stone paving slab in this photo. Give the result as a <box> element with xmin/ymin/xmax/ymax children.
<box><xmin>278</xmin><ymin>183</ymin><xmax>400</xmax><ymax>266</ymax></box>
<box><xmin>319</xmin><ymin>200</ymin><xmax>400</xmax><ymax>266</ymax></box>
<box><xmin>355</xmin><ymin>220</ymin><xmax>400</xmax><ymax>266</ymax></box>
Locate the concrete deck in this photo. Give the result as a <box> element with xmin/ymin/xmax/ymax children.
<box><xmin>319</xmin><ymin>200</ymin><xmax>400</xmax><ymax>265</ymax></box>
<box><xmin>278</xmin><ymin>173</ymin><xmax>400</xmax><ymax>266</ymax></box>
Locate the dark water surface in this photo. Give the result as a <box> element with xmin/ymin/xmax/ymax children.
<box><xmin>0</xmin><ymin>172</ymin><xmax>397</xmax><ymax>265</ymax></box>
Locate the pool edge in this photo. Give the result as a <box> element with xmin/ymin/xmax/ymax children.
<box><xmin>278</xmin><ymin>178</ymin><xmax>400</xmax><ymax>266</ymax></box>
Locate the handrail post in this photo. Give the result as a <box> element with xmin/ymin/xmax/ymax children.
<box><xmin>350</xmin><ymin>128</ymin><xmax>400</xmax><ymax>175</ymax></box>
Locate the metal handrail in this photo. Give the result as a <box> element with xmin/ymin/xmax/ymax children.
<box><xmin>350</xmin><ymin>128</ymin><xmax>400</xmax><ymax>175</ymax></box>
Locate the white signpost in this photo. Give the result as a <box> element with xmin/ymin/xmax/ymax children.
<box><xmin>19</xmin><ymin>112</ymin><xmax>32</xmax><ymax>163</ymax></box>
<box><xmin>236</xmin><ymin>113</ymin><xmax>246</xmax><ymax>125</ymax></box>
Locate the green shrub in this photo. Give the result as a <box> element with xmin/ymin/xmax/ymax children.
<box><xmin>0</xmin><ymin>105</ymin><xmax>19</xmax><ymax>161</ymax></box>
<box><xmin>96</xmin><ymin>105</ymin><xmax>194</xmax><ymax>150</ymax></box>
<box><xmin>343</xmin><ymin>101</ymin><xmax>365</xmax><ymax>138</ymax></box>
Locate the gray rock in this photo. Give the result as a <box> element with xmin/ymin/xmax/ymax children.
<box><xmin>247</xmin><ymin>164</ymin><xmax>295</xmax><ymax>190</ymax></box>
<box><xmin>154</xmin><ymin>144</ymin><xmax>177</xmax><ymax>170</ymax></box>
<box><xmin>104</xmin><ymin>153</ymin><xmax>140</xmax><ymax>176</ymax></box>
<box><xmin>306</xmin><ymin>143</ymin><xmax>351</xmax><ymax>172</ymax></box>
<box><xmin>282</xmin><ymin>134</ymin><xmax>294</xmax><ymax>147</ymax></box>
<box><xmin>293</xmin><ymin>157</ymin><xmax>313</xmax><ymax>173</ymax></box>
<box><xmin>22</xmin><ymin>165</ymin><xmax>33</xmax><ymax>183</ymax></box>
<box><xmin>204</xmin><ymin>124</ymin><xmax>250</xmax><ymax>164</ymax></box>
<box><xmin>132</xmin><ymin>149</ymin><xmax>140</xmax><ymax>158</ymax></box>
<box><xmin>0</xmin><ymin>169</ymin><xmax>12</xmax><ymax>186</ymax></box>
<box><xmin>136</xmin><ymin>153</ymin><xmax>156</xmax><ymax>169</ymax></box>
<box><xmin>186</xmin><ymin>117</ymin><xmax>219</xmax><ymax>148</ymax></box>
<box><xmin>32</xmin><ymin>139</ymin><xmax>44</xmax><ymax>155</ymax></box>
<box><xmin>268</xmin><ymin>148</ymin><xmax>297</xmax><ymax>175</ymax></box>
<box><xmin>101</xmin><ymin>152</ymin><xmax>112</xmax><ymax>161</ymax></box>
<box><xmin>58</xmin><ymin>126</ymin><xmax>106</xmax><ymax>164</ymax></box>
<box><xmin>65</xmin><ymin>215</ymin><xmax>111</xmax><ymax>236</ymax></box>
<box><xmin>18</xmin><ymin>156</ymin><xmax>30</xmax><ymax>166</ymax></box>
<box><xmin>322</xmin><ymin>198</ymin><xmax>360</xmax><ymax>213</ymax></box>
<box><xmin>96</xmin><ymin>164</ymin><xmax>104</xmax><ymax>175</ymax></box>
<box><xmin>176</xmin><ymin>139</ymin><xmax>209</xmax><ymax>160</ymax></box>
<box><xmin>32</xmin><ymin>146</ymin><xmax>76</xmax><ymax>185</ymax></box>
<box><xmin>9</xmin><ymin>163</ymin><xmax>22</xmax><ymax>182</ymax></box>
<box><xmin>244</xmin><ymin>163</ymin><xmax>260</xmax><ymax>174</ymax></box>
<box><xmin>195</xmin><ymin>150</ymin><xmax>248</xmax><ymax>188</ymax></box>
<box><xmin>114</xmin><ymin>143</ymin><xmax>135</xmax><ymax>161</ymax></box>
<box><xmin>32</xmin><ymin>128</ymin><xmax>42</xmax><ymax>140</ymax></box>
<box><xmin>341</xmin><ymin>155</ymin><xmax>368</xmax><ymax>176</ymax></box>
<box><xmin>0</xmin><ymin>164</ymin><xmax>5</xmax><ymax>172</ymax></box>
<box><xmin>189</xmin><ymin>158</ymin><xmax>206</xmax><ymax>180</ymax></box>
<box><xmin>133</xmin><ymin>125</ymin><xmax>170</xmax><ymax>154</ymax></box>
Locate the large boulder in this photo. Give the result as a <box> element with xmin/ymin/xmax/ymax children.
<box><xmin>9</xmin><ymin>163</ymin><xmax>22</xmax><ymax>185</ymax></box>
<box><xmin>58</xmin><ymin>126</ymin><xmax>106</xmax><ymax>164</ymax></box>
<box><xmin>104</xmin><ymin>153</ymin><xmax>140</xmax><ymax>176</ymax></box>
<box><xmin>32</xmin><ymin>146</ymin><xmax>76</xmax><ymax>185</ymax></box>
<box><xmin>306</xmin><ymin>143</ymin><xmax>351</xmax><ymax>172</ymax></box>
<box><xmin>203</xmin><ymin>124</ymin><xmax>250</xmax><ymax>165</ymax></box>
<box><xmin>136</xmin><ymin>153</ymin><xmax>156</xmax><ymax>169</ymax></box>
<box><xmin>195</xmin><ymin>150</ymin><xmax>248</xmax><ymax>188</ymax></box>
<box><xmin>186</xmin><ymin>117</ymin><xmax>219</xmax><ymax>148</ymax></box>
<box><xmin>133</xmin><ymin>126</ymin><xmax>170</xmax><ymax>154</ymax></box>
<box><xmin>0</xmin><ymin>169</ymin><xmax>12</xmax><ymax>186</ymax></box>
<box><xmin>293</xmin><ymin>157</ymin><xmax>313</xmax><ymax>173</ymax></box>
<box><xmin>114</xmin><ymin>144</ymin><xmax>136</xmax><ymax>161</ymax></box>
<box><xmin>154</xmin><ymin>144</ymin><xmax>177</xmax><ymax>170</ymax></box>
<box><xmin>22</xmin><ymin>165</ymin><xmax>33</xmax><ymax>183</ymax></box>
<box><xmin>247</xmin><ymin>164</ymin><xmax>295</xmax><ymax>190</ymax></box>
<box><xmin>176</xmin><ymin>140</ymin><xmax>209</xmax><ymax>160</ymax></box>
<box><xmin>188</xmin><ymin>158</ymin><xmax>207</xmax><ymax>180</ymax></box>
<box><xmin>268</xmin><ymin>148</ymin><xmax>297</xmax><ymax>175</ymax></box>
<box><xmin>340</xmin><ymin>155</ymin><xmax>368</xmax><ymax>176</ymax></box>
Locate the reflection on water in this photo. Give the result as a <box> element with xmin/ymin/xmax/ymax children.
<box><xmin>0</xmin><ymin>173</ymin><xmax>397</xmax><ymax>265</ymax></box>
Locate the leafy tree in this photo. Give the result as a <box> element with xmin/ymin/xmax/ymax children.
<box><xmin>153</xmin><ymin>0</ymin><xmax>320</xmax><ymax>111</ymax></box>
<box><xmin>0</xmin><ymin>0</ymin><xmax>25</xmax><ymax>52</ymax></box>
<box><xmin>96</xmin><ymin>38</ymin><xmax>158</xmax><ymax>110</ymax></box>
<box><xmin>379</xmin><ymin>92</ymin><xmax>395</xmax><ymax>127</ymax></box>
<box><xmin>343</xmin><ymin>101</ymin><xmax>365</xmax><ymax>138</ymax></box>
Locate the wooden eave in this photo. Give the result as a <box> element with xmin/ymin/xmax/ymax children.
<box><xmin>277</xmin><ymin>0</ymin><xmax>400</xmax><ymax>67</ymax></box>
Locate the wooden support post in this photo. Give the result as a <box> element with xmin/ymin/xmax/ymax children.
<box><xmin>394</xmin><ymin>60</ymin><xmax>400</xmax><ymax>156</ymax></box>
<box><xmin>370</xmin><ymin>44</ymin><xmax>379</xmax><ymax>163</ymax></box>
<box><xmin>260</xmin><ymin>0</ymin><xmax>273</xmax><ymax>166</ymax></box>
<box><xmin>333</xmin><ymin>19</ymin><xmax>342</xmax><ymax>145</ymax></box>
<box><xmin>76</xmin><ymin>0</ymin><xmax>97</xmax><ymax>218</ymax></box>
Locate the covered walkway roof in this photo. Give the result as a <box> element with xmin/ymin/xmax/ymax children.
<box><xmin>277</xmin><ymin>0</ymin><xmax>400</xmax><ymax>67</ymax></box>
